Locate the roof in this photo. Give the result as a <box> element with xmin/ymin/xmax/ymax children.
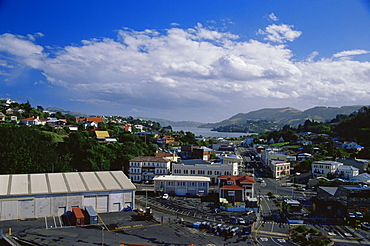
<box><xmin>153</xmin><ymin>175</ymin><xmax>211</xmax><ymax>182</ymax></box>
<box><xmin>217</xmin><ymin>175</ymin><xmax>256</xmax><ymax>183</ymax></box>
<box><xmin>76</xmin><ymin>117</ymin><xmax>104</xmax><ymax>123</ymax></box>
<box><xmin>177</xmin><ymin>159</ymin><xmax>212</xmax><ymax>165</ymax></box>
<box><xmin>95</xmin><ymin>131</ymin><xmax>110</xmax><ymax>138</ymax></box>
<box><xmin>129</xmin><ymin>156</ymin><xmax>168</xmax><ymax>162</ymax></box>
<box><xmin>0</xmin><ymin>171</ymin><xmax>135</xmax><ymax>197</ymax></box>
<box><xmin>220</xmin><ymin>184</ymin><xmax>244</xmax><ymax>190</ymax></box>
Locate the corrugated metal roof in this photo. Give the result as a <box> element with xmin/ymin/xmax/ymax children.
<box><xmin>0</xmin><ymin>171</ymin><xmax>135</xmax><ymax>197</ymax></box>
<box><xmin>153</xmin><ymin>175</ymin><xmax>211</xmax><ymax>182</ymax></box>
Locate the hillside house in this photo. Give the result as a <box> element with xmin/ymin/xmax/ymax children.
<box><xmin>312</xmin><ymin>161</ymin><xmax>343</xmax><ymax>178</ymax></box>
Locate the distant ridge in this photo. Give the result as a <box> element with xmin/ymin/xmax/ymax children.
<box><xmin>199</xmin><ymin>105</ymin><xmax>367</xmax><ymax>128</ymax></box>
<box><xmin>45</xmin><ymin>107</ymin><xmax>90</xmax><ymax>118</ymax></box>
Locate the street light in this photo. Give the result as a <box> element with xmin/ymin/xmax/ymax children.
<box><xmin>101</xmin><ymin>226</ymin><xmax>105</xmax><ymax>246</ymax></box>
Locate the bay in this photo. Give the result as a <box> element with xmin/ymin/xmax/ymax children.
<box><xmin>171</xmin><ymin>126</ymin><xmax>257</xmax><ymax>138</ymax></box>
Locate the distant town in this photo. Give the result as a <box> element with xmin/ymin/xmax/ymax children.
<box><xmin>1</xmin><ymin>98</ymin><xmax>370</xmax><ymax>246</ymax></box>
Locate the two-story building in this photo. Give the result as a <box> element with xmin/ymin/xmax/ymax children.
<box><xmin>172</xmin><ymin>159</ymin><xmax>238</xmax><ymax>184</ymax></box>
<box><xmin>270</xmin><ymin>160</ymin><xmax>291</xmax><ymax>179</ymax></box>
<box><xmin>217</xmin><ymin>175</ymin><xmax>256</xmax><ymax>203</ymax></box>
<box><xmin>153</xmin><ymin>175</ymin><xmax>211</xmax><ymax>196</ymax></box>
<box><xmin>128</xmin><ymin>156</ymin><xmax>171</xmax><ymax>183</ymax></box>
<box><xmin>337</xmin><ymin>165</ymin><xmax>359</xmax><ymax>179</ymax></box>
<box><xmin>311</xmin><ymin>160</ymin><xmax>343</xmax><ymax>178</ymax></box>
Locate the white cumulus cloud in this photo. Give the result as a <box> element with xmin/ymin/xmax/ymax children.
<box><xmin>259</xmin><ymin>24</ymin><xmax>302</xmax><ymax>43</ymax></box>
<box><xmin>0</xmin><ymin>23</ymin><xmax>370</xmax><ymax>120</ymax></box>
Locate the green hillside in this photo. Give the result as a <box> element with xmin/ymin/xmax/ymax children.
<box><xmin>200</xmin><ymin>105</ymin><xmax>366</xmax><ymax>128</ymax></box>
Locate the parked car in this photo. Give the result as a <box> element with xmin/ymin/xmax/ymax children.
<box><xmin>348</xmin><ymin>212</ymin><xmax>355</xmax><ymax>218</ymax></box>
<box><xmin>355</xmin><ymin>211</ymin><xmax>364</xmax><ymax>218</ymax></box>
<box><xmin>162</xmin><ymin>193</ymin><xmax>169</xmax><ymax>200</ymax></box>
<box><xmin>296</xmin><ymin>186</ymin><xmax>305</xmax><ymax>191</ymax></box>
<box><xmin>237</xmin><ymin>218</ymin><xmax>246</xmax><ymax>225</ymax></box>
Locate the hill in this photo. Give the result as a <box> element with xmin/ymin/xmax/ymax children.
<box><xmin>45</xmin><ymin>107</ymin><xmax>91</xmax><ymax>118</ymax></box>
<box><xmin>199</xmin><ymin>105</ymin><xmax>366</xmax><ymax>128</ymax></box>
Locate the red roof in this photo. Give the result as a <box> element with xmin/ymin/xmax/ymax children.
<box><xmin>76</xmin><ymin>117</ymin><xmax>104</xmax><ymax>123</ymax></box>
<box><xmin>20</xmin><ymin>117</ymin><xmax>37</xmax><ymax>121</ymax></box>
<box><xmin>220</xmin><ymin>184</ymin><xmax>244</xmax><ymax>190</ymax></box>
<box><xmin>217</xmin><ymin>175</ymin><xmax>256</xmax><ymax>183</ymax></box>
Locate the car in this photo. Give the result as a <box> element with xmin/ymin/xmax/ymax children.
<box><xmin>361</xmin><ymin>222</ymin><xmax>370</xmax><ymax>230</ymax></box>
<box><xmin>348</xmin><ymin>212</ymin><xmax>355</xmax><ymax>218</ymax></box>
<box><xmin>296</xmin><ymin>186</ymin><xmax>305</xmax><ymax>191</ymax></box>
<box><xmin>355</xmin><ymin>211</ymin><xmax>364</xmax><ymax>218</ymax></box>
<box><xmin>258</xmin><ymin>178</ymin><xmax>265</xmax><ymax>183</ymax></box>
<box><xmin>237</xmin><ymin>218</ymin><xmax>246</xmax><ymax>225</ymax></box>
<box><xmin>162</xmin><ymin>193</ymin><xmax>169</xmax><ymax>200</ymax></box>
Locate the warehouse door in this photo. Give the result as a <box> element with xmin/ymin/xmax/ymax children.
<box><xmin>36</xmin><ymin>198</ymin><xmax>51</xmax><ymax>217</ymax></box>
<box><xmin>96</xmin><ymin>195</ymin><xmax>108</xmax><ymax>212</ymax></box>
<box><xmin>83</xmin><ymin>196</ymin><xmax>96</xmax><ymax>209</ymax></box>
<box><xmin>175</xmin><ymin>188</ymin><xmax>187</xmax><ymax>196</ymax></box>
<box><xmin>1</xmin><ymin>200</ymin><xmax>18</xmax><ymax>220</ymax></box>
<box><xmin>19</xmin><ymin>199</ymin><xmax>35</xmax><ymax>219</ymax></box>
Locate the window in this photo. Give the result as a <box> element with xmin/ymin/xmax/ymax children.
<box><xmin>189</xmin><ymin>182</ymin><xmax>195</xmax><ymax>187</ymax></box>
<box><xmin>177</xmin><ymin>182</ymin><xmax>185</xmax><ymax>186</ymax></box>
<box><xmin>168</xmin><ymin>181</ymin><xmax>174</xmax><ymax>186</ymax></box>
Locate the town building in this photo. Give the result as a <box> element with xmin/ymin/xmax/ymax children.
<box><xmin>128</xmin><ymin>156</ymin><xmax>171</xmax><ymax>183</ymax></box>
<box><xmin>337</xmin><ymin>158</ymin><xmax>369</xmax><ymax>173</ymax></box>
<box><xmin>172</xmin><ymin>159</ymin><xmax>238</xmax><ymax>184</ymax></box>
<box><xmin>311</xmin><ymin>160</ymin><xmax>343</xmax><ymax>178</ymax></box>
<box><xmin>337</xmin><ymin>165</ymin><xmax>359</xmax><ymax>179</ymax></box>
<box><xmin>270</xmin><ymin>160</ymin><xmax>291</xmax><ymax>179</ymax></box>
<box><xmin>153</xmin><ymin>175</ymin><xmax>211</xmax><ymax>196</ymax></box>
<box><xmin>217</xmin><ymin>175</ymin><xmax>256</xmax><ymax>203</ymax></box>
<box><xmin>0</xmin><ymin>171</ymin><xmax>135</xmax><ymax>221</ymax></box>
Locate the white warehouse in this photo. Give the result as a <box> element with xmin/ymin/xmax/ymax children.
<box><xmin>0</xmin><ymin>171</ymin><xmax>136</xmax><ymax>221</ymax></box>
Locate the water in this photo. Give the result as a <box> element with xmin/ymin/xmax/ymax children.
<box><xmin>171</xmin><ymin>126</ymin><xmax>257</xmax><ymax>138</ymax></box>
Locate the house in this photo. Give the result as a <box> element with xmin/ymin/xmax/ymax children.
<box><xmin>337</xmin><ymin>158</ymin><xmax>369</xmax><ymax>173</ymax></box>
<box><xmin>217</xmin><ymin>175</ymin><xmax>256</xmax><ymax>203</ymax></box>
<box><xmin>311</xmin><ymin>160</ymin><xmax>343</xmax><ymax>178</ymax></box>
<box><xmin>180</xmin><ymin>144</ymin><xmax>199</xmax><ymax>159</ymax></box>
<box><xmin>337</xmin><ymin>165</ymin><xmax>359</xmax><ymax>179</ymax></box>
<box><xmin>0</xmin><ymin>112</ymin><xmax>5</xmax><ymax>121</ymax></box>
<box><xmin>67</xmin><ymin>125</ymin><xmax>79</xmax><ymax>131</ymax></box>
<box><xmin>153</xmin><ymin>175</ymin><xmax>211</xmax><ymax>196</ymax></box>
<box><xmin>156</xmin><ymin>135</ymin><xmax>178</xmax><ymax>147</ymax></box>
<box><xmin>154</xmin><ymin>152</ymin><xmax>180</xmax><ymax>163</ymax></box>
<box><xmin>92</xmin><ymin>130</ymin><xmax>117</xmax><ymax>143</ymax></box>
<box><xmin>192</xmin><ymin>146</ymin><xmax>215</xmax><ymax>161</ymax></box>
<box><xmin>128</xmin><ymin>156</ymin><xmax>171</xmax><ymax>183</ymax></box>
<box><xmin>0</xmin><ymin>171</ymin><xmax>135</xmax><ymax>221</ymax></box>
<box><xmin>76</xmin><ymin>117</ymin><xmax>104</xmax><ymax>123</ymax></box>
<box><xmin>172</xmin><ymin>159</ymin><xmax>238</xmax><ymax>184</ymax></box>
<box><xmin>342</xmin><ymin>141</ymin><xmax>364</xmax><ymax>152</ymax></box>
<box><xmin>45</xmin><ymin>118</ymin><xmax>67</xmax><ymax>128</ymax></box>
<box><xmin>20</xmin><ymin>116</ymin><xmax>43</xmax><ymax>126</ymax></box>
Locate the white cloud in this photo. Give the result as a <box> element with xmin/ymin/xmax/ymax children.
<box><xmin>259</xmin><ymin>24</ymin><xmax>302</xmax><ymax>43</ymax></box>
<box><xmin>333</xmin><ymin>49</ymin><xmax>369</xmax><ymax>58</ymax></box>
<box><xmin>0</xmin><ymin>24</ymin><xmax>370</xmax><ymax>121</ymax></box>
<box><xmin>268</xmin><ymin>13</ymin><xmax>279</xmax><ymax>21</ymax></box>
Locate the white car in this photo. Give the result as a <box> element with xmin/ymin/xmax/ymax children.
<box><xmin>162</xmin><ymin>193</ymin><xmax>169</xmax><ymax>200</ymax></box>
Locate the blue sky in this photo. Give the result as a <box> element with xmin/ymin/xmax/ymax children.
<box><xmin>1</xmin><ymin>0</ymin><xmax>370</xmax><ymax>123</ymax></box>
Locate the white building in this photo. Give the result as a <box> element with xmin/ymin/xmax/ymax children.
<box><xmin>0</xmin><ymin>171</ymin><xmax>135</xmax><ymax>221</ymax></box>
<box><xmin>153</xmin><ymin>175</ymin><xmax>211</xmax><ymax>196</ymax></box>
<box><xmin>172</xmin><ymin>159</ymin><xmax>238</xmax><ymax>184</ymax></box>
<box><xmin>128</xmin><ymin>156</ymin><xmax>171</xmax><ymax>183</ymax></box>
<box><xmin>270</xmin><ymin>160</ymin><xmax>291</xmax><ymax>179</ymax></box>
<box><xmin>337</xmin><ymin>165</ymin><xmax>359</xmax><ymax>179</ymax></box>
<box><xmin>312</xmin><ymin>160</ymin><xmax>343</xmax><ymax>178</ymax></box>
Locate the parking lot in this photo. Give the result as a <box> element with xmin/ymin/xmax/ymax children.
<box><xmin>0</xmin><ymin>196</ymin><xmax>258</xmax><ymax>246</ymax></box>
